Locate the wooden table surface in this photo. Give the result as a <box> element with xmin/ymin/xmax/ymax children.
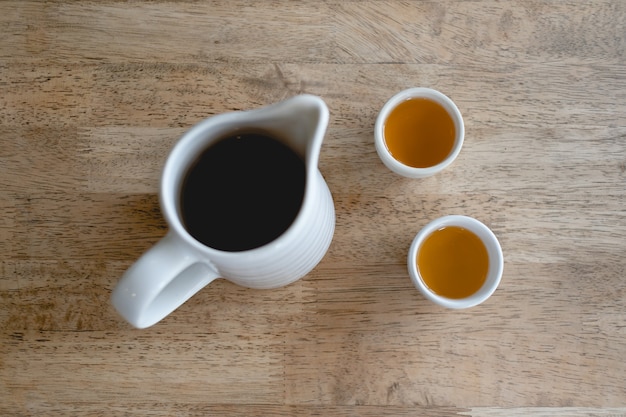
<box><xmin>1</xmin><ymin>1</ymin><xmax>625</xmax><ymax>416</ymax></box>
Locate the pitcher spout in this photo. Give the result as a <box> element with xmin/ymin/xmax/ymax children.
<box><xmin>249</xmin><ymin>94</ymin><xmax>329</xmax><ymax>169</ymax></box>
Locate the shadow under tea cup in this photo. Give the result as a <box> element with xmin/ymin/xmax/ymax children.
<box><xmin>408</xmin><ymin>215</ymin><xmax>503</xmax><ymax>309</ymax></box>
<box><xmin>375</xmin><ymin>88</ymin><xmax>464</xmax><ymax>178</ymax></box>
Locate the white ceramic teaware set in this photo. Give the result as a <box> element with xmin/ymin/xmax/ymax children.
<box><xmin>111</xmin><ymin>92</ymin><xmax>503</xmax><ymax>329</ymax></box>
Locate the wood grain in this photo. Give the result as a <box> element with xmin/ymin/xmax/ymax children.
<box><xmin>1</xmin><ymin>1</ymin><xmax>625</xmax><ymax>415</ymax></box>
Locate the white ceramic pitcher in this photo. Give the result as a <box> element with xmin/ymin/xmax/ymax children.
<box><xmin>111</xmin><ymin>95</ymin><xmax>335</xmax><ymax>329</ymax></box>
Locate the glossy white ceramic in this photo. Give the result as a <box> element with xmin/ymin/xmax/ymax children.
<box><xmin>111</xmin><ymin>95</ymin><xmax>335</xmax><ymax>328</ymax></box>
<box><xmin>375</xmin><ymin>87</ymin><xmax>464</xmax><ymax>178</ymax></box>
<box><xmin>408</xmin><ymin>215</ymin><xmax>503</xmax><ymax>309</ymax></box>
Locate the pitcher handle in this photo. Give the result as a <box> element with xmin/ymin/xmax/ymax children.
<box><xmin>111</xmin><ymin>231</ymin><xmax>219</xmax><ymax>328</ymax></box>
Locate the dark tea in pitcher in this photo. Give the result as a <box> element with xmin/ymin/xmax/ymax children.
<box><xmin>180</xmin><ymin>131</ymin><xmax>306</xmax><ymax>252</ymax></box>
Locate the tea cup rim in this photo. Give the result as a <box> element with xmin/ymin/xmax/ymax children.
<box><xmin>407</xmin><ymin>215</ymin><xmax>504</xmax><ymax>309</ymax></box>
<box><xmin>375</xmin><ymin>87</ymin><xmax>464</xmax><ymax>178</ymax></box>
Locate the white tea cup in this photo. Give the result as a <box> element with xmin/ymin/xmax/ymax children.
<box><xmin>408</xmin><ymin>215</ymin><xmax>503</xmax><ymax>309</ymax></box>
<box><xmin>375</xmin><ymin>88</ymin><xmax>464</xmax><ymax>178</ymax></box>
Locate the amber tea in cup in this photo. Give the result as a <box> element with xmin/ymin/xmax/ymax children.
<box><xmin>384</xmin><ymin>97</ymin><xmax>456</xmax><ymax>168</ymax></box>
<box><xmin>408</xmin><ymin>215</ymin><xmax>503</xmax><ymax>309</ymax></box>
<box><xmin>417</xmin><ymin>226</ymin><xmax>488</xmax><ymax>299</ymax></box>
<box><xmin>375</xmin><ymin>88</ymin><xmax>464</xmax><ymax>178</ymax></box>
